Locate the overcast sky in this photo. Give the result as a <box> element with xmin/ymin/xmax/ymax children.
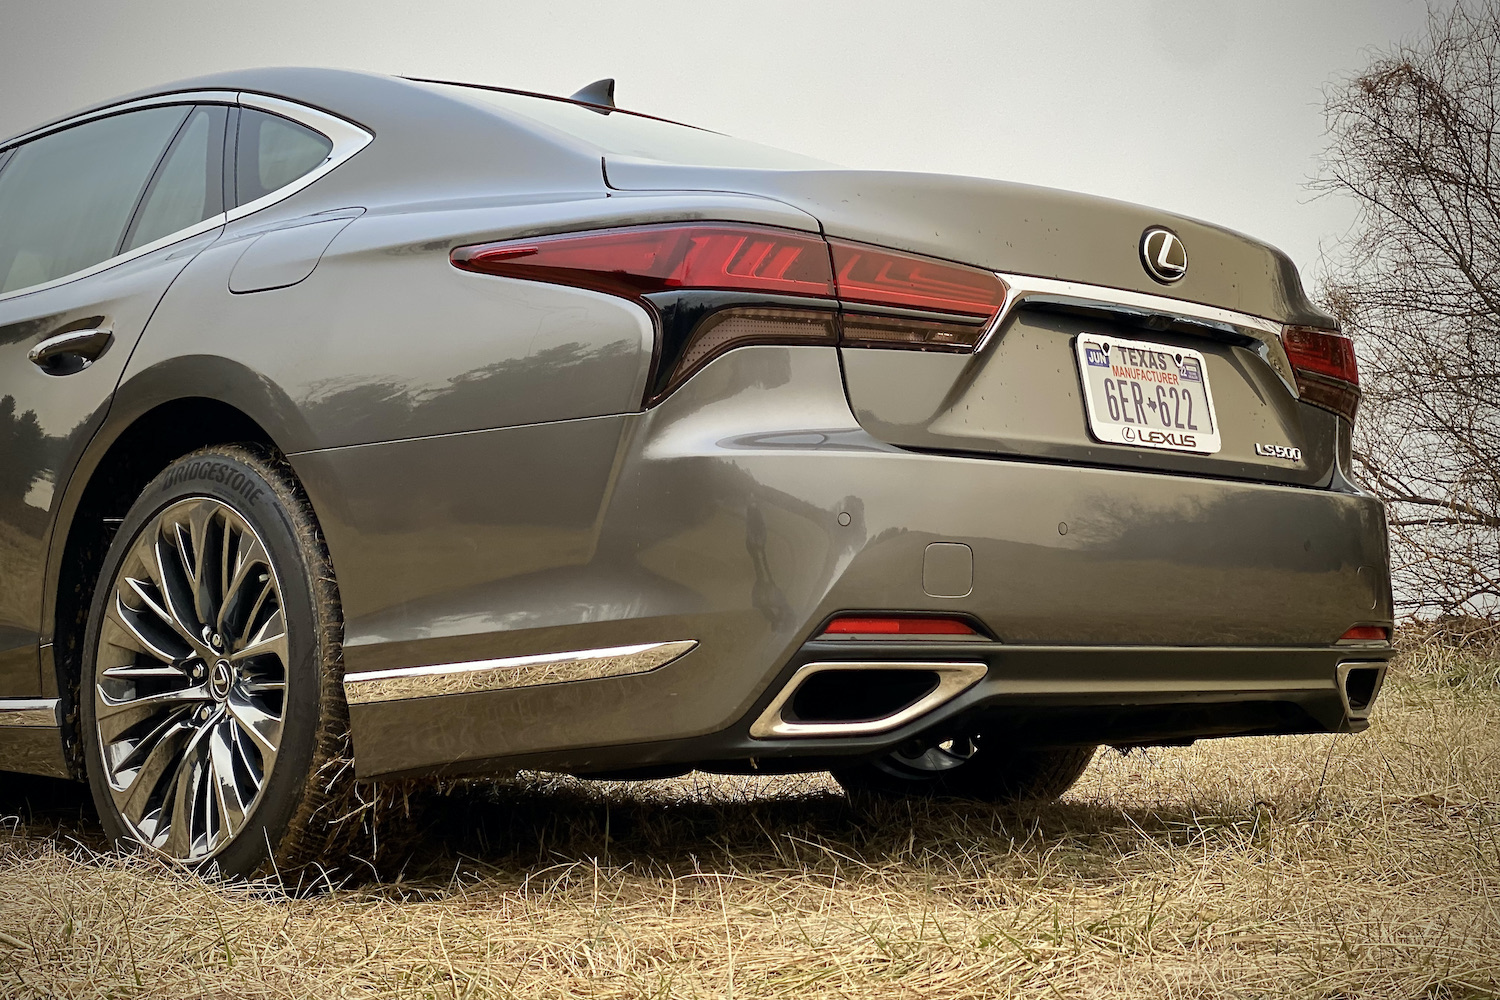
<box><xmin>0</xmin><ymin>0</ymin><xmax>1433</xmax><ymax>290</ymax></box>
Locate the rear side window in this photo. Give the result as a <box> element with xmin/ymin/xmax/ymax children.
<box><xmin>0</xmin><ymin>106</ymin><xmax>190</xmax><ymax>294</ymax></box>
<box><xmin>123</xmin><ymin>104</ymin><xmax>227</xmax><ymax>252</ymax></box>
<box><xmin>234</xmin><ymin>109</ymin><xmax>333</xmax><ymax>206</ymax></box>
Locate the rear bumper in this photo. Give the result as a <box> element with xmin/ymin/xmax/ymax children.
<box><xmin>323</xmin><ymin>347</ymin><xmax>1395</xmax><ymax>779</ymax></box>
<box><xmin>746</xmin><ymin>640</ymin><xmax>1391</xmax><ymax>751</ymax></box>
<box><xmin>355</xmin><ymin>642</ymin><xmax>1392</xmax><ymax>779</ymax></box>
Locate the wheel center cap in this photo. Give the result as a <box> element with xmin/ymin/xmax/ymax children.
<box><xmin>210</xmin><ymin>659</ymin><xmax>234</xmax><ymax>700</ymax></box>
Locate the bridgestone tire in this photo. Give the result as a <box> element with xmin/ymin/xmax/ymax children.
<box><xmin>80</xmin><ymin>445</ymin><xmax>351</xmax><ymax>879</ymax></box>
<box><xmin>833</xmin><ymin>735</ymin><xmax>1097</xmax><ymax>804</ymax></box>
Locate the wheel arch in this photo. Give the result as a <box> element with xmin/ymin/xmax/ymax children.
<box><xmin>45</xmin><ymin>373</ymin><xmax>300</xmax><ymax>776</ymax></box>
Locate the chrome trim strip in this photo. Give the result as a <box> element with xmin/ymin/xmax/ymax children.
<box><xmin>989</xmin><ymin>272</ymin><xmax>1298</xmax><ymax>395</ymax></box>
<box><xmin>343</xmin><ymin>640</ymin><xmax>698</xmax><ymax>705</ymax></box>
<box><xmin>0</xmin><ymin>699</ymin><xmax>60</xmax><ymax>728</ymax></box>
<box><xmin>749</xmin><ymin>661</ymin><xmax>987</xmax><ymax>739</ymax></box>
<box><xmin>0</xmin><ymin>91</ymin><xmax>372</xmax><ymax>306</ymax></box>
<box><xmin>28</xmin><ymin>327</ymin><xmax>111</xmax><ymax>365</ymax></box>
<box><xmin>227</xmin><ymin>94</ymin><xmax>373</xmax><ymax>225</ymax></box>
<box><xmin>1</xmin><ymin>90</ymin><xmax>242</xmax><ymax>148</ymax></box>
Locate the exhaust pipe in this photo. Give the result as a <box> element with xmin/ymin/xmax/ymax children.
<box><xmin>749</xmin><ymin>661</ymin><xmax>987</xmax><ymax>738</ymax></box>
<box><xmin>1336</xmin><ymin>661</ymin><xmax>1387</xmax><ymax>720</ymax></box>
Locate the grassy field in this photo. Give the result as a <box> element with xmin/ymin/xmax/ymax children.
<box><xmin>2</xmin><ymin>637</ymin><xmax>1498</xmax><ymax>999</ymax></box>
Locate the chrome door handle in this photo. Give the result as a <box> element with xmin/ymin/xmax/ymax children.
<box><xmin>28</xmin><ymin>328</ymin><xmax>114</xmax><ymax>372</ymax></box>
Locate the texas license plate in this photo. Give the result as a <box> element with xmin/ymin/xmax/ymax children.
<box><xmin>1074</xmin><ymin>334</ymin><xmax>1221</xmax><ymax>454</ymax></box>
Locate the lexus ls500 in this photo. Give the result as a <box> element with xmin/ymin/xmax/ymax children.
<box><xmin>0</xmin><ymin>69</ymin><xmax>1393</xmax><ymax>877</ymax></box>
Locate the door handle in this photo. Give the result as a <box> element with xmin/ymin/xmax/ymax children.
<box><xmin>28</xmin><ymin>328</ymin><xmax>114</xmax><ymax>373</ymax></box>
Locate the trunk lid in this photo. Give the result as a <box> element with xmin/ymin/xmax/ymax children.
<box><xmin>604</xmin><ymin>162</ymin><xmax>1333</xmax><ymax>325</ymax></box>
<box><xmin>606</xmin><ymin>160</ymin><xmax>1343</xmax><ymax>487</ymax></box>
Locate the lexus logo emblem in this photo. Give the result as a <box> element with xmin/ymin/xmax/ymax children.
<box><xmin>1140</xmin><ymin>227</ymin><xmax>1188</xmax><ymax>284</ymax></box>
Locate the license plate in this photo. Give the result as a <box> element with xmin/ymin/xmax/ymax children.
<box><xmin>1074</xmin><ymin>334</ymin><xmax>1221</xmax><ymax>454</ymax></box>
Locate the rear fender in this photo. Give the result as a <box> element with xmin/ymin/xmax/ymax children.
<box><xmin>41</xmin><ymin>355</ymin><xmax>303</xmax><ymax>650</ymax></box>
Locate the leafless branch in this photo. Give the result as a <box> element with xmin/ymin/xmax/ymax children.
<box><xmin>1317</xmin><ymin>1</ymin><xmax>1500</xmax><ymax>619</ymax></box>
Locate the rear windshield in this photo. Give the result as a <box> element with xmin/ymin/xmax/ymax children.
<box><xmin>414</xmin><ymin>81</ymin><xmax>831</xmax><ymax>170</ymax></box>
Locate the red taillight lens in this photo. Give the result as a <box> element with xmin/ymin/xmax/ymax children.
<box><xmin>453</xmin><ymin>227</ymin><xmax>1011</xmax><ymax>322</ymax></box>
<box><xmin>1282</xmin><ymin>326</ymin><xmax>1359</xmax><ymax>385</ymax></box>
<box><xmin>821</xmin><ymin>615</ymin><xmax>978</xmax><ymax>636</ymax></box>
<box><xmin>1280</xmin><ymin>325</ymin><xmax>1361</xmax><ymax>422</ymax></box>
<box><xmin>452</xmin><ymin>224</ymin><xmax>835</xmax><ymax>300</ymax></box>
<box><xmin>452</xmin><ymin>223</ymin><xmax>1012</xmax><ymax>399</ymax></box>
<box><xmin>830</xmin><ymin>240</ymin><xmax>1008</xmax><ymax>319</ymax></box>
<box><xmin>831</xmin><ymin>240</ymin><xmax>1008</xmax><ymax>353</ymax></box>
<box><xmin>1339</xmin><ymin>625</ymin><xmax>1389</xmax><ymax>642</ymax></box>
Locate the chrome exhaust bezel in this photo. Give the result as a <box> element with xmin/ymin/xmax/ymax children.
<box><xmin>749</xmin><ymin>660</ymin><xmax>988</xmax><ymax>739</ymax></box>
<box><xmin>1335</xmin><ymin>661</ymin><xmax>1388</xmax><ymax>719</ymax></box>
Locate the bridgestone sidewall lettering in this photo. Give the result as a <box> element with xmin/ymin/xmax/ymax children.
<box><xmin>160</xmin><ymin>460</ymin><xmax>267</xmax><ymax>507</ymax></box>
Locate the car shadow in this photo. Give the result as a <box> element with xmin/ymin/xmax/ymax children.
<box><xmin>0</xmin><ymin>773</ymin><xmax>101</xmax><ymax>848</ymax></box>
<box><xmin>345</xmin><ymin>770</ymin><xmax>1268</xmax><ymax>893</ymax></box>
<box><xmin>1</xmin><ymin>769</ymin><xmax>1272</xmax><ymax>890</ymax></box>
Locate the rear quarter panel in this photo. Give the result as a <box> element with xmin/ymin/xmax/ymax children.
<box><xmin>117</xmin><ymin>188</ymin><xmax>828</xmax><ymax>679</ymax></box>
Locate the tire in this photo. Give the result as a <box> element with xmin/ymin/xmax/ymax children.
<box><xmin>80</xmin><ymin>445</ymin><xmax>351</xmax><ymax>879</ymax></box>
<box><xmin>833</xmin><ymin>731</ymin><xmax>1097</xmax><ymax>803</ymax></box>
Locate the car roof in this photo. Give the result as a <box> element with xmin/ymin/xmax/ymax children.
<box><xmin>23</xmin><ymin>67</ymin><xmax>681</xmax><ymax>135</ymax></box>
<box><xmin>3</xmin><ymin>67</ymin><xmax>822</xmax><ymax>174</ymax></box>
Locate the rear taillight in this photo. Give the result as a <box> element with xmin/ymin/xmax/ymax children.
<box><xmin>1338</xmin><ymin>625</ymin><xmax>1389</xmax><ymax>643</ymax></box>
<box><xmin>821</xmin><ymin>615</ymin><xmax>979</xmax><ymax>637</ymax></box>
<box><xmin>1280</xmin><ymin>325</ymin><xmax>1360</xmax><ymax>423</ymax></box>
<box><xmin>451</xmin><ymin>223</ymin><xmax>836</xmax><ymax>299</ymax></box>
<box><xmin>453</xmin><ymin>224</ymin><xmax>838</xmax><ymax>400</ymax></box>
<box><xmin>830</xmin><ymin>241</ymin><xmax>1007</xmax><ymax>317</ymax></box>
<box><xmin>832</xmin><ymin>240</ymin><xmax>1008</xmax><ymax>352</ymax></box>
<box><xmin>452</xmin><ymin>223</ymin><xmax>1009</xmax><ymax>402</ymax></box>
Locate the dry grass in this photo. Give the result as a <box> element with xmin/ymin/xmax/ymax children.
<box><xmin>3</xmin><ymin>641</ymin><xmax>1499</xmax><ymax>999</ymax></box>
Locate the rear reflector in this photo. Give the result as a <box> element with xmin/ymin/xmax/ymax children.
<box><xmin>822</xmin><ymin>616</ymin><xmax>978</xmax><ymax>636</ymax></box>
<box><xmin>1281</xmin><ymin>325</ymin><xmax>1361</xmax><ymax>423</ymax></box>
<box><xmin>1339</xmin><ymin>625</ymin><xmax>1389</xmax><ymax>642</ymax></box>
<box><xmin>451</xmin><ymin>224</ymin><xmax>836</xmax><ymax>300</ymax></box>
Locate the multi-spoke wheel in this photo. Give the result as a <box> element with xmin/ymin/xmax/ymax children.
<box><xmin>93</xmin><ymin>497</ymin><xmax>287</xmax><ymax>861</ymax></box>
<box><xmin>81</xmin><ymin>446</ymin><xmax>350</xmax><ymax>878</ymax></box>
<box><xmin>833</xmin><ymin>731</ymin><xmax>1097</xmax><ymax>803</ymax></box>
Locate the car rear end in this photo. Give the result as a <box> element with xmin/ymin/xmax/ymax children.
<box><xmin>737</xmin><ymin>265</ymin><xmax>1394</xmax><ymax>755</ymax></box>
<box><xmin>443</xmin><ymin>219</ymin><xmax>1391</xmax><ymax>763</ymax></box>
<box><xmin>362</xmin><ymin>81</ymin><xmax>1394</xmax><ymax>779</ymax></box>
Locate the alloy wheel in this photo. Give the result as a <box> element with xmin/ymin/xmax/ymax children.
<box><xmin>93</xmin><ymin>497</ymin><xmax>289</xmax><ymax>862</ymax></box>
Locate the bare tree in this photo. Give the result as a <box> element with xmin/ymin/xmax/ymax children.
<box><xmin>1319</xmin><ymin>1</ymin><xmax>1500</xmax><ymax>618</ymax></box>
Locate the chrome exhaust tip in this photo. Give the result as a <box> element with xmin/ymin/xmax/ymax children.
<box><xmin>1336</xmin><ymin>661</ymin><xmax>1387</xmax><ymax>720</ymax></box>
<box><xmin>749</xmin><ymin>661</ymin><xmax>987</xmax><ymax>739</ymax></box>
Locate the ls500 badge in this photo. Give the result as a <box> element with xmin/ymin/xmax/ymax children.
<box><xmin>1255</xmin><ymin>443</ymin><xmax>1302</xmax><ymax>461</ymax></box>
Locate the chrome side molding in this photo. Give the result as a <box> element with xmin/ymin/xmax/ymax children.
<box><xmin>343</xmin><ymin>640</ymin><xmax>698</xmax><ymax>705</ymax></box>
<box><xmin>0</xmin><ymin>699</ymin><xmax>60</xmax><ymax>728</ymax></box>
<box><xmin>749</xmin><ymin>661</ymin><xmax>987</xmax><ymax>739</ymax></box>
<box><xmin>0</xmin><ymin>700</ymin><xmax>69</xmax><ymax>779</ymax></box>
